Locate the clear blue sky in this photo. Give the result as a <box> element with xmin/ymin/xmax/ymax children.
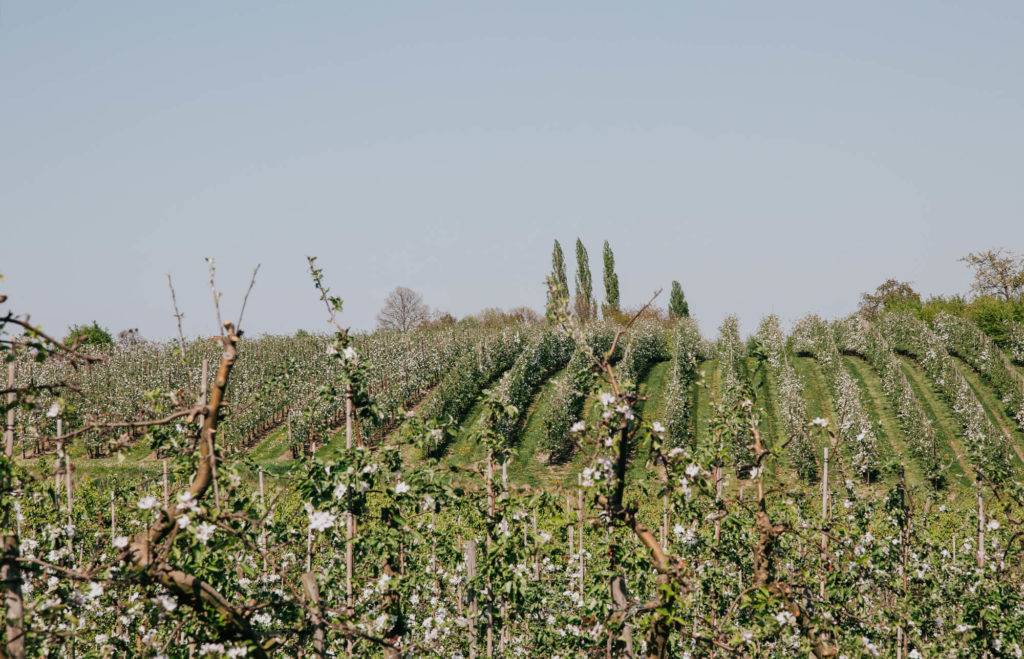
<box><xmin>2</xmin><ymin>2</ymin><xmax>1022</xmax><ymax>339</ymax></box>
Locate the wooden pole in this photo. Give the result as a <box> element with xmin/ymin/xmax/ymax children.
<box><xmin>567</xmin><ymin>492</ymin><xmax>574</xmax><ymax>590</ymax></box>
<box><xmin>65</xmin><ymin>452</ymin><xmax>73</xmax><ymax>516</ymax></box>
<box><xmin>532</xmin><ymin>510</ymin><xmax>540</xmax><ymax>581</ymax></box>
<box><xmin>55</xmin><ymin>419</ymin><xmax>63</xmax><ymax>497</ymax></box>
<box><xmin>467</xmin><ymin>540</ymin><xmax>478</xmax><ymax>659</ymax></box>
<box><xmin>977</xmin><ymin>489</ymin><xmax>985</xmax><ymax>569</ymax></box>
<box><xmin>345</xmin><ymin>384</ymin><xmax>355</xmax><ymax>658</ymax></box>
<box><xmin>821</xmin><ymin>446</ymin><xmax>829</xmax><ymax>598</ymax></box>
<box><xmin>162</xmin><ymin>460</ymin><xmax>169</xmax><ymax>508</ymax></box>
<box><xmin>2</xmin><ymin>535</ymin><xmax>25</xmax><ymax>659</ymax></box>
<box><xmin>486</xmin><ymin>449</ymin><xmax>495</xmax><ymax>658</ymax></box>
<box><xmin>65</xmin><ymin>451</ymin><xmax>73</xmax><ymax>554</ymax></box>
<box><xmin>578</xmin><ymin>473</ymin><xmax>584</xmax><ymax>595</ymax></box>
<box><xmin>4</xmin><ymin>361</ymin><xmax>15</xmax><ymax>459</ymax></box>
<box><xmin>259</xmin><ymin>467</ymin><xmax>267</xmax><ymax>569</ymax></box>
<box><xmin>301</xmin><ymin>573</ymin><xmax>326</xmax><ymax>658</ymax></box>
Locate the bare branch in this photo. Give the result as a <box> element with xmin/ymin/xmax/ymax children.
<box><xmin>167</xmin><ymin>273</ymin><xmax>188</xmax><ymax>359</ymax></box>
<box><xmin>236</xmin><ymin>263</ymin><xmax>261</xmax><ymax>330</ymax></box>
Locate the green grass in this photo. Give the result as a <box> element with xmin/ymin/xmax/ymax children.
<box><xmin>627</xmin><ymin>360</ymin><xmax>671</xmax><ymax>482</ymax></box>
<box><xmin>249</xmin><ymin>426</ymin><xmax>291</xmax><ymax>462</ymax></box>
<box><xmin>842</xmin><ymin>355</ymin><xmax>924</xmax><ymax>488</ymax></box>
<box><xmin>553</xmin><ymin>360</ymin><xmax>672</xmax><ymax>488</ymax></box>
<box><xmin>747</xmin><ymin>357</ymin><xmax>789</xmax><ymax>481</ymax></box>
<box><xmin>791</xmin><ymin>356</ymin><xmax>837</xmax><ymax>459</ymax></box>
<box><xmin>507</xmin><ymin>368</ymin><xmax>567</xmax><ymax>487</ymax></box>
<box><xmin>896</xmin><ymin>356</ymin><xmax>973</xmax><ymax>491</ymax></box>
<box><xmin>446</xmin><ymin>395</ymin><xmax>491</xmax><ymax>469</ymax></box>
<box><xmin>951</xmin><ymin>356</ymin><xmax>1024</xmax><ymax>470</ymax></box>
<box><xmin>691</xmin><ymin>359</ymin><xmax>720</xmax><ymax>450</ymax></box>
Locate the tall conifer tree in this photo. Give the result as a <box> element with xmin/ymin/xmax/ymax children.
<box><xmin>546</xmin><ymin>240</ymin><xmax>570</xmax><ymax>321</ymax></box>
<box><xmin>669</xmin><ymin>280</ymin><xmax>690</xmax><ymax>319</ymax></box>
<box><xmin>602</xmin><ymin>240</ymin><xmax>620</xmax><ymax>319</ymax></box>
<box><xmin>574</xmin><ymin>238</ymin><xmax>595</xmax><ymax>321</ymax></box>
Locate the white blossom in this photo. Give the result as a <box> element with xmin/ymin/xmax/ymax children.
<box><xmin>195</xmin><ymin>521</ymin><xmax>216</xmax><ymax>545</ymax></box>
<box><xmin>308</xmin><ymin>510</ymin><xmax>337</xmax><ymax>532</ymax></box>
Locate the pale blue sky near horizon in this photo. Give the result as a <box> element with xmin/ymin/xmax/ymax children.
<box><xmin>2</xmin><ymin>2</ymin><xmax>1022</xmax><ymax>340</ymax></box>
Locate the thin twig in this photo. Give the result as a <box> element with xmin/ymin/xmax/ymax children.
<box><xmin>167</xmin><ymin>274</ymin><xmax>187</xmax><ymax>359</ymax></box>
<box><xmin>206</xmin><ymin>258</ymin><xmax>224</xmax><ymax>337</ymax></box>
<box><xmin>236</xmin><ymin>263</ymin><xmax>261</xmax><ymax>330</ymax></box>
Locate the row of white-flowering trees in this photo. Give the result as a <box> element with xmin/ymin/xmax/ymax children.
<box><xmin>933</xmin><ymin>312</ymin><xmax>1024</xmax><ymax>432</ymax></box>
<box><xmin>9</xmin><ymin>281</ymin><xmax>1024</xmax><ymax>657</ymax></box>
<box><xmin>756</xmin><ymin>315</ymin><xmax>818</xmax><ymax>481</ymax></box>
<box><xmin>878</xmin><ymin>313</ymin><xmax>1013</xmax><ymax>481</ymax></box>
<box><xmin>833</xmin><ymin>316</ymin><xmax>944</xmax><ymax>485</ymax></box>
<box><xmin>791</xmin><ymin>315</ymin><xmax>880</xmax><ymax>480</ymax></box>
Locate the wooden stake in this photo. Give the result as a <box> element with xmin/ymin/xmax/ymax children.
<box><xmin>162</xmin><ymin>460</ymin><xmax>169</xmax><ymax>509</ymax></box>
<box><xmin>467</xmin><ymin>540</ymin><xmax>478</xmax><ymax>659</ymax></box>
<box><xmin>977</xmin><ymin>489</ymin><xmax>985</xmax><ymax>569</ymax></box>
<box><xmin>532</xmin><ymin>510</ymin><xmax>540</xmax><ymax>581</ymax></box>
<box><xmin>65</xmin><ymin>451</ymin><xmax>73</xmax><ymax>553</ymax></box>
<box><xmin>301</xmin><ymin>573</ymin><xmax>326</xmax><ymax>658</ymax></box>
<box><xmin>345</xmin><ymin>384</ymin><xmax>355</xmax><ymax>658</ymax></box>
<box><xmin>55</xmin><ymin>419</ymin><xmax>63</xmax><ymax>497</ymax></box>
<box><xmin>578</xmin><ymin>474</ymin><xmax>584</xmax><ymax>594</ymax></box>
<box><xmin>822</xmin><ymin>446</ymin><xmax>829</xmax><ymax>598</ymax></box>
<box><xmin>4</xmin><ymin>361</ymin><xmax>15</xmax><ymax>459</ymax></box>
<box><xmin>2</xmin><ymin>535</ymin><xmax>25</xmax><ymax>659</ymax></box>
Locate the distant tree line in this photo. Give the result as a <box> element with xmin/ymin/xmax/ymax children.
<box><xmin>546</xmin><ymin>238</ymin><xmax>690</xmax><ymax>324</ymax></box>
<box><xmin>860</xmin><ymin>247</ymin><xmax>1024</xmax><ymax>346</ymax></box>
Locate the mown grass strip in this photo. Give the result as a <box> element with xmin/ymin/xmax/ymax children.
<box><xmin>952</xmin><ymin>355</ymin><xmax>1024</xmax><ymax>471</ymax></box>
<box><xmin>791</xmin><ymin>356</ymin><xmax>837</xmax><ymax>459</ymax></box>
<box><xmin>691</xmin><ymin>359</ymin><xmax>720</xmax><ymax>451</ymax></box>
<box><xmin>896</xmin><ymin>356</ymin><xmax>972</xmax><ymax>491</ymax></box>
<box><xmin>628</xmin><ymin>360</ymin><xmax>671</xmax><ymax>482</ymax></box>
<box><xmin>843</xmin><ymin>356</ymin><xmax>924</xmax><ymax>488</ymax></box>
<box><xmin>508</xmin><ymin>368</ymin><xmax>567</xmax><ymax>487</ymax></box>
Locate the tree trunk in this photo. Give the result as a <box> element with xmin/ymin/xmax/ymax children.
<box><xmin>2</xmin><ymin>536</ymin><xmax>25</xmax><ymax>659</ymax></box>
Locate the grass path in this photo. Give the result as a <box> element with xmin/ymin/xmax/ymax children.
<box><xmin>250</xmin><ymin>426</ymin><xmax>290</xmax><ymax>462</ymax></box>
<box><xmin>896</xmin><ymin>356</ymin><xmax>973</xmax><ymax>491</ymax></box>
<box><xmin>551</xmin><ymin>360</ymin><xmax>672</xmax><ymax>488</ymax></box>
<box><xmin>507</xmin><ymin>368</ymin><xmax>567</xmax><ymax>487</ymax></box>
<box><xmin>627</xmin><ymin>360</ymin><xmax>671</xmax><ymax>482</ymax></box>
<box><xmin>748</xmin><ymin>357</ymin><xmax>790</xmax><ymax>480</ymax></box>
<box><xmin>842</xmin><ymin>356</ymin><xmax>925</xmax><ymax>488</ymax></box>
<box><xmin>791</xmin><ymin>356</ymin><xmax>838</xmax><ymax>459</ymax></box>
<box><xmin>951</xmin><ymin>356</ymin><xmax>1024</xmax><ymax>470</ymax></box>
<box><xmin>446</xmin><ymin>396</ymin><xmax>490</xmax><ymax>469</ymax></box>
<box><xmin>691</xmin><ymin>359</ymin><xmax>720</xmax><ymax>450</ymax></box>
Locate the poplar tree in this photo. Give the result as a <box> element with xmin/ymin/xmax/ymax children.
<box><xmin>602</xmin><ymin>240</ymin><xmax>620</xmax><ymax>319</ymax></box>
<box><xmin>574</xmin><ymin>238</ymin><xmax>595</xmax><ymax>321</ymax></box>
<box><xmin>669</xmin><ymin>280</ymin><xmax>690</xmax><ymax>319</ymax></box>
<box><xmin>546</xmin><ymin>240</ymin><xmax>570</xmax><ymax>321</ymax></box>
